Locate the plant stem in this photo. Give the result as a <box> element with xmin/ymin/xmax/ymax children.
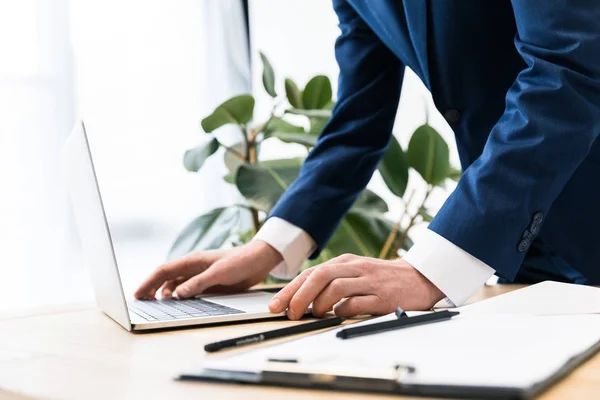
<box><xmin>379</xmin><ymin>221</ymin><xmax>402</xmax><ymax>259</ymax></box>
<box><xmin>246</xmin><ymin>108</ymin><xmax>277</xmax><ymax>235</ymax></box>
<box><xmin>253</xmin><ymin>113</ymin><xmax>275</xmax><ymax>138</ymax></box>
<box><xmin>393</xmin><ymin>214</ymin><xmax>418</xmax><ymax>255</ymax></box>
<box><xmin>379</xmin><ymin>190</ymin><xmax>416</xmax><ymax>259</ymax></box>
<box><xmin>248</xmin><ymin>129</ymin><xmax>258</xmax><ymax>164</ymax></box>
<box><xmin>221</xmin><ymin>144</ymin><xmax>245</xmax><ymax>160</ymax></box>
<box><xmin>244</xmin><ymin>125</ymin><xmax>261</xmax><ymax>234</ymax></box>
<box><xmin>240</xmin><ymin>124</ymin><xmax>250</xmax><ymax>160</ymax></box>
<box><xmin>251</xmin><ymin>208</ymin><xmax>260</xmax><ymax>235</ymax></box>
<box><xmin>392</xmin><ymin>186</ymin><xmax>434</xmax><ymax>255</ymax></box>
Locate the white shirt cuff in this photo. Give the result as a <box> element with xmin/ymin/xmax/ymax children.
<box><xmin>252</xmin><ymin>217</ymin><xmax>316</xmax><ymax>280</ymax></box>
<box><xmin>403</xmin><ymin>228</ymin><xmax>496</xmax><ymax>307</ymax></box>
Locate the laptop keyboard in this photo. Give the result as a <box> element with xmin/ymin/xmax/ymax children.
<box><xmin>128</xmin><ymin>298</ymin><xmax>245</xmax><ymax>321</ymax></box>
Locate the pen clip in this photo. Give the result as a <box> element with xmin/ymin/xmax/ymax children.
<box><xmin>395</xmin><ymin>307</ymin><xmax>408</xmax><ymax>319</ymax></box>
<box><xmin>393</xmin><ymin>364</ymin><xmax>416</xmax><ymax>383</ymax></box>
<box><xmin>263</xmin><ymin>358</ymin><xmax>416</xmax><ymax>383</ymax></box>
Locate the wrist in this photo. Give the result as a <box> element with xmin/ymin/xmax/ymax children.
<box><xmin>249</xmin><ymin>240</ymin><xmax>283</xmax><ymax>271</ymax></box>
<box><xmin>421</xmin><ymin>272</ymin><xmax>445</xmax><ymax>304</ymax></box>
<box><xmin>400</xmin><ymin>259</ymin><xmax>445</xmax><ymax>305</ymax></box>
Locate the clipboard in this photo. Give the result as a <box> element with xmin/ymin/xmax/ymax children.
<box><xmin>178</xmin><ymin>314</ymin><xmax>600</xmax><ymax>399</ymax></box>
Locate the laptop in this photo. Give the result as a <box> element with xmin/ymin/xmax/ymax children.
<box><xmin>61</xmin><ymin>121</ymin><xmax>290</xmax><ymax>331</ymax></box>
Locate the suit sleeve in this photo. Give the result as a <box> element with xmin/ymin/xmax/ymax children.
<box><xmin>428</xmin><ymin>0</ymin><xmax>600</xmax><ymax>280</ymax></box>
<box><xmin>269</xmin><ymin>0</ymin><xmax>405</xmax><ymax>257</ymax></box>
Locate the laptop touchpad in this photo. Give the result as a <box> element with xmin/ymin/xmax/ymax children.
<box><xmin>202</xmin><ymin>291</ymin><xmax>276</xmax><ymax>313</ymax></box>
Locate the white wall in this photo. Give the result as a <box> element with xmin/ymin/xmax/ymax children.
<box><xmin>0</xmin><ymin>0</ymin><xmax>252</xmax><ymax>311</ymax></box>
<box><xmin>70</xmin><ymin>0</ymin><xmax>252</xmax><ymax>294</ymax></box>
<box><xmin>0</xmin><ymin>0</ymin><xmax>88</xmax><ymax>310</ymax></box>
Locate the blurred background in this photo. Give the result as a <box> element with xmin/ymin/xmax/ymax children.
<box><xmin>0</xmin><ymin>0</ymin><xmax>461</xmax><ymax>313</ymax></box>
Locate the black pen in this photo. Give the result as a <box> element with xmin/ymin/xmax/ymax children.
<box><xmin>204</xmin><ymin>316</ymin><xmax>345</xmax><ymax>352</ymax></box>
<box><xmin>336</xmin><ymin>310</ymin><xmax>459</xmax><ymax>339</ymax></box>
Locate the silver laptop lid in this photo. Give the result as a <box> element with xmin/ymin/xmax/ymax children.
<box><xmin>61</xmin><ymin>121</ymin><xmax>132</xmax><ymax>331</ymax></box>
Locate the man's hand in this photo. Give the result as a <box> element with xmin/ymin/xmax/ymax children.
<box><xmin>268</xmin><ymin>254</ymin><xmax>445</xmax><ymax>320</ymax></box>
<box><xmin>134</xmin><ymin>241</ymin><xmax>282</xmax><ymax>300</ymax></box>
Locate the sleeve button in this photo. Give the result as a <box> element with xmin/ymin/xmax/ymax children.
<box><xmin>443</xmin><ymin>109</ymin><xmax>461</xmax><ymax>124</ymax></box>
<box><xmin>518</xmin><ymin>239</ymin><xmax>530</xmax><ymax>252</ymax></box>
<box><xmin>530</xmin><ymin>212</ymin><xmax>544</xmax><ymax>234</ymax></box>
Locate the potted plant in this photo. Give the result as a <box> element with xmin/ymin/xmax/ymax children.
<box><xmin>169</xmin><ymin>52</ymin><xmax>460</xmax><ymax>274</ymax></box>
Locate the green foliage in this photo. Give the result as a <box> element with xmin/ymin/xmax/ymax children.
<box><xmin>270</xmin><ymin>132</ymin><xmax>318</xmax><ymax>147</ymax></box>
<box><xmin>183</xmin><ymin>137</ymin><xmax>220</xmax><ymax>172</ymax></box>
<box><xmin>235</xmin><ymin>158</ymin><xmax>302</xmax><ymax>212</ymax></box>
<box><xmin>447</xmin><ymin>167</ymin><xmax>462</xmax><ymax>181</ymax></box>
<box><xmin>419</xmin><ymin>207</ymin><xmax>434</xmax><ymax>223</ymax></box>
<box><xmin>326</xmin><ymin>210</ymin><xmax>411</xmax><ymax>259</ymax></box>
<box><xmin>172</xmin><ymin>51</ymin><xmax>461</xmax><ymax>274</ymax></box>
<box><xmin>302</xmin><ymin>75</ymin><xmax>332</xmax><ymax>109</ymax></box>
<box><xmin>223</xmin><ymin>172</ymin><xmax>235</xmax><ymax>184</ymax></box>
<box><xmin>378</xmin><ymin>136</ymin><xmax>409</xmax><ymax>197</ymax></box>
<box><xmin>223</xmin><ymin>142</ymin><xmax>246</xmax><ymax>174</ymax></box>
<box><xmin>406</xmin><ymin>124</ymin><xmax>450</xmax><ymax>185</ymax></box>
<box><xmin>286</xmin><ymin>108</ymin><xmax>332</xmax><ymax>119</ymax></box>
<box><xmin>284</xmin><ymin>78</ymin><xmax>303</xmax><ymax>108</ymax></box>
<box><xmin>309</xmin><ymin>117</ymin><xmax>327</xmax><ymax>135</ymax></box>
<box><xmin>259</xmin><ymin>52</ymin><xmax>277</xmax><ymax>98</ymax></box>
<box><xmin>168</xmin><ymin>207</ymin><xmax>240</xmax><ymax>259</ymax></box>
<box><xmin>264</xmin><ymin>117</ymin><xmax>304</xmax><ymax>136</ymax></box>
<box><xmin>201</xmin><ymin>95</ymin><xmax>255</xmax><ymax>132</ymax></box>
<box><xmin>353</xmin><ymin>189</ymin><xmax>388</xmax><ymax>213</ymax></box>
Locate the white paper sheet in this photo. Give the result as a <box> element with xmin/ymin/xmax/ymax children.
<box><xmin>191</xmin><ymin>313</ymin><xmax>600</xmax><ymax>389</ymax></box>
<box><xmin>456</xmin><ymin>281</ymin><xmax>600</xmax><ymax>316</ymax></box>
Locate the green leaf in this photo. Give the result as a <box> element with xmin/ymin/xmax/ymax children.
<box><xmin>309</xmin><ymin>117</ymin><xmax>327</xmax><ymax>135</ymax></box>
<box><xmin>325</xmin><ymin>210</ymin><xmax>411</xmax><ymax>258</ymax></box>
<box><xmin>259</xmin><ymin>52</ymin><xmax>277</xmax><ymax>98</ymax></box>
<box><xmin>223</xmin><ymin>172</ymin><xmax>235</xmax><ymax>184</ymax></box>
<box><xmin>168</xmin><ymin>207</ymin><xmax>239</xmax><ymax>259</ymax></box>
<box><xmin>264</xmin><ymin>117</ymin><xmax>305</xmax><ymax>136</ymax></box>
<box><xmin>447</xmin><ymin>167</ymin><xmax>462</xmax><ymax>181</ymax></box>
<box><xmin>263</xmin><ymin>117</ymin><xmax>319</xmax><ymax>147</ymax></box>
<box><xmin>182</xmin><ymin>138</ymin><xmax>220</xmax><ymax>172</ymax></box>
<box><xmin>223</xmin><ymin>141</ymin><xmax>247</xmax><ymax>174</ymax></box>
<box><xmin>285</xmin><ymin>78</ymin><xmax>303</xmax><ymax>108</ymax></box>
<box><xmin>201</xmin><ymin>95</ymin><xmax>255</xmax><ymax>132</ymax></box>
<box><xmin>352</xmin><ymin>189</ymin><xmax>388</xmax><ymax>213</ymax></box>
<box><xmin>378</xmin><ymin>135</ymin><xmax>409</xmax><ymax>197</ymax></box>
<box><xmin>406</xmin><ymin>124</ymin><xmax>450</xmax><ymax>186</ymax></box>
<box><xmin>323</xmin><ymin>100</ymin><xmax>336</xmax><ymax>110</ymax></box>
<box><xmin>237</xmin><ymin>228</ymin><xmax>255</xmax><ymax>245</ymax></box>
<box><xmin>419</xmin><ymin>208</ymin><xmax>434</xmax><ymax>223</ymax></box>
<box><xmin>270</xmin><ymin>132</ymin><xmax>318</xmax><ymax>147</ymax></box>
<box><xmin>235</xmin><ymin>158</ymin><xmax>303</xmax><ymax>212</ymax></box>
<box><xmin>286</xmin><ymin>108</ymin><xmax>332</xmax><ymax>119</ymax></box>
<box><xmin>302</xmin><ymin>75</ymin><xmax>332</xmax><ymax>109</ymax></box>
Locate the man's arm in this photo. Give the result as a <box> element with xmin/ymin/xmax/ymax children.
<box><xmin>268</xmin><ymin>0</ymin><xmax>405</xmax><ymax>257</ymax></box>
<box><xmin>266</xmin><ymin>0</ymin><xmax>600</xmax><ymax>318</ymax></box>
<box><xmin>254</xmin><ymin>217</ymin><xmax>316</xmax><ymax>280</ymax></box>
<box><xmin>256</xmin><ymin>217</ymin><xmax>495</xmax><ymax>306</ymax></box>
<box><xmin>428</xmin><ymin>0</ymin><xmax>600</xmax><ymax>281</ymax></box>
<box><xmin>256</xmin><ymin>0</ymin><xmax>495</xmax><ymax>306</ymax></box>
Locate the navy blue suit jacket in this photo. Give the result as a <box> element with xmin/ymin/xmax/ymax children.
<box><xmin>270</xmin><ymin>0</ymin><xmax>600</xmax><ymax>284</ymax></box>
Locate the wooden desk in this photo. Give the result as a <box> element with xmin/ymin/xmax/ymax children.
<box><xmin>1</xmin><ymin>285</ymin><xmax>599</xmax><ymax>400</ymax></box>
